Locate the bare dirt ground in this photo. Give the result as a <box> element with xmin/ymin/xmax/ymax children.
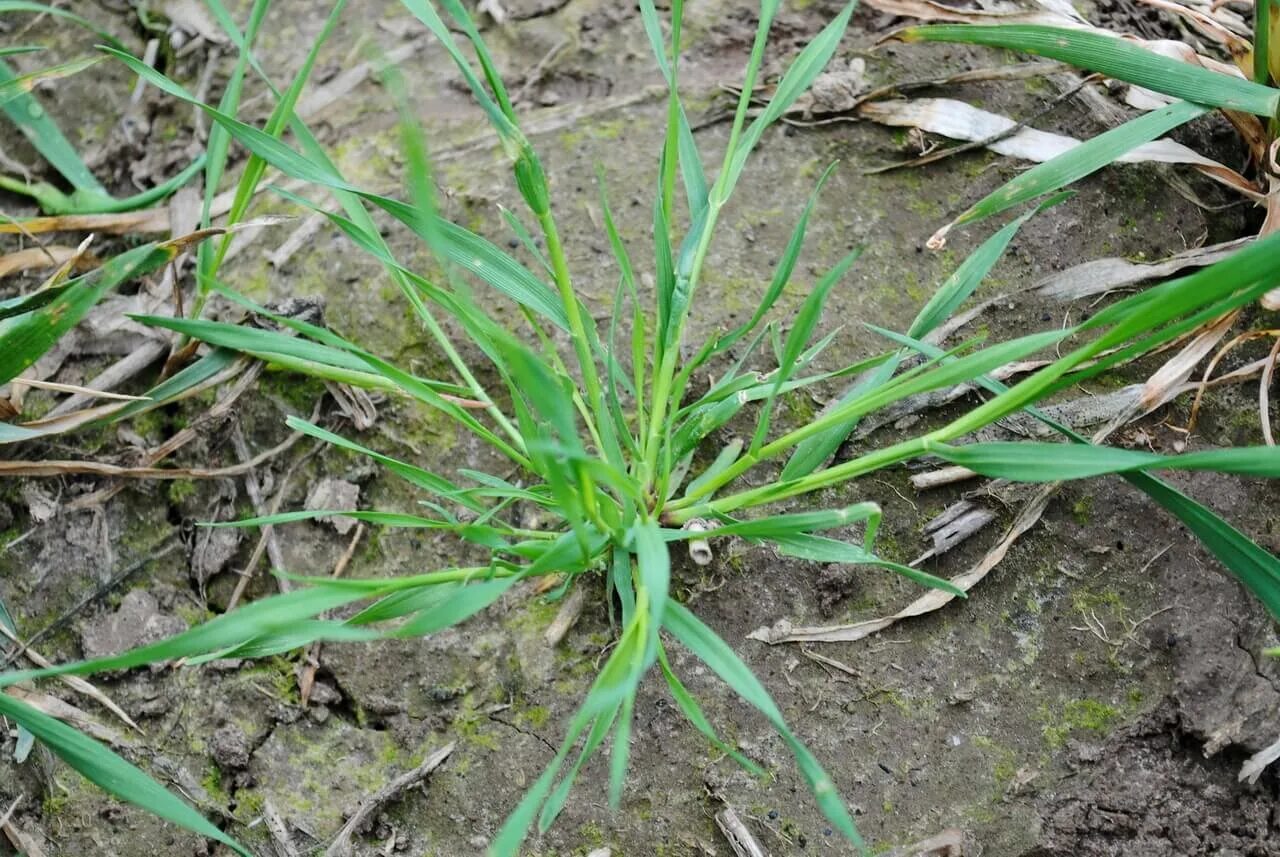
<box><xmin>1</xmin><ymin>1</ymin><xmax>1278</xmax><ymax>855</ymax></box>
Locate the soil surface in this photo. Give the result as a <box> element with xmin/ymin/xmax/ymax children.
<box><xmin>1</xmin><ymin>1</ymin><xmax>1278</xmax><ymax>856</ymax></box>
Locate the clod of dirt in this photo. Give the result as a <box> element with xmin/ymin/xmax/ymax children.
<box><xmin>305</xmin><ymin>478</ymin><xmax>360</xmax><ymax>534</ymax></box>
<box><xmin>21</xmin><ymin>482</ymin><xmax>59</xmax><ymax>523</ymax></box>
<box><xmin>796</xmin><ymin>56</ymin><xmax>867</xmax><ymax>117</ymax></box>
<box><xmin>79</xmin><ymin>590</ymin><xmax>186</xmax><ymax>661</ymax></box>
<box><xmin>189</xmin><ymin>527</ymin><xmax>242</xmax><ymax>587</ymax></box>
<box><xmin>816</xmin><ymin>564</ymin><xmax>859</xmax><ymax>616</ymax></box>
<box><xmin>1171</xmin><ymin>611</ymin><xmax>1280</xmax><ymax>757</ymax></box>
<box><xmin>1023</xmin><ymin>706</ymin><xmax>1279</xmax><ymax>856</ymax></box>
<box><xmin>210</xmin><ymin>723</ymin><xmax>252</xmax><ymax>771</ymax></box>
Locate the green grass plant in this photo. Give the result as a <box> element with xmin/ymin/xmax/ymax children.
<box><xmin>3</xmin><ymin>1</ymin><xmax>1280</xmax><ymax>855</ymax></box>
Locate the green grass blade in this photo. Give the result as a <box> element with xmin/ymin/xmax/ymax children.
<box><xmin>394</xmin><ymin>576</ymin><xmax>524</xmax><ymax>637</ymax></box>
<box><xmin>685</xmin><ymin>438</ymin><xmax>744</xmax><ymax>500</ymax></box>
<box><xmin>657</xmin><ymin>645</ymin><xmax>763</xmax><ymax>775</ymax></box>
<box><xmin>706</xmin><ymin>163</ymin><xmax>838</xmax><ymax>369</ymax></box>
<box><xmin>0</xmin><ymin>694</ymin><xmax>252</xmax><ymax>856</ymax></box>
<box><xmin>101</xmin><ymin>347</ymin><xmax>240</xmax><ymax>425</ymax></box>
<box><xmin>722</xmin><ymin>1</ymin><xmax>855</xmax><ymax>193</ymax></box>
<box><xmin>873</xmin><ymin>328</ymin><xmax>1280</xmax><ymax>621</ymax></box>
<box><xmin>538</xmin><ymin>703</ymin><xmax>620</xmax><ymax>831</ymax></box>
<box><xmin>686</xmin><ymin>503</ymin><xmax>880</xmax><ymax>540</ymax></box>
<box><xmin>0</xmin><ymin>2</ymin><xmax>127</xmax><ymax>49</ymax></box>
<box><xmin>1257</xmin><ymin>0</ymin><xmax>1273</xmax><ymax>83</ymax></box>
<box><xmin>1137</xmin><ymin>477</ymin><xmax>1280</xmax><ymax>619</ymax></box>
<box><xmin>194</xmin><ymin>0</ymin><xmax>271</xmax><ymax>288</ymax></box>
<box><xmin>133</xmin><ymin>315</ymin><xmax>394</xmax><ymax>383</ymax></box>
<box><xmin>0</xmin><ymin>59</ymin><xmax>105</xmax><ymax>195</ymax></box>
<box><xmin>284</xmin><ymin>416</ymin><xmax>481</xmax><ymax>508</ymax></box>
<box><xmin>633</xmin><ymin>519</ymin><xmax>670</xmax><ymax>631</ymax></box>
<box><xmin>116</xmin><ymin>49</ymin><xmax>571</xmax><ymax>331</ymax></box>
<box><xmin>750</xmin><ymin>248</ymin><xmax>861</xmax><ymax>453</ymax></box>
<box><xmin>0</xmin><ymin>587</ymin><xmax>372</xmax><ymax>688</ymax></box>
<box><xmin>938</xmin><ymin>99</ymin><xmax>1208</xmax><ymax>239</ymax></box>
<box><xmin>897</xmin><ymin>24</ymin><xmax>1280</xmax><ymax>115</ymax></box>
<box><xmin>207</xmin><ymin>0</ymin><xmax>347</xmax><ymax>277</ymax></box>
<box><xmin>929</xmin><ymin>441</ymin><xmax>1280</xmax><ymax>480</ymax></box>
<box><xmin>0</xmin><ymin>243</ymin><xmax>174</xmax><ymax>385</ymax></box>
<box><xmin>784</xmin><ymin>196</ymin><xmax>1064</xmax><ymax>477</ymax></box>
<box><xmin>607</xmin><ymin>692</ymin><xmax>635</xmax><ymax>808</ymax></box>
<box><xmin>0</xmin><ymin>55</ymin><xmax>103</xmax><ymax>107</ymax></box>
<box><xmin>770</xmin><ymin>533</ymin><xmax>966</xmax><ymax>595</ymax></box>
<box><xmin>664</xmin><ymin>601</ymin><xmax>865</xmax><ymax>852</ymax></box>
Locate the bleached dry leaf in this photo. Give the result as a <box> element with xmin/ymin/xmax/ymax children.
<box><xmin>858</xmin><ymin>97</ymin><xmax>1260</xmax><ymax>200</ymax></box>
<box><xmin>0</xmin><ymin>209</ymin><xmax>173</xmax><ymax>235</ymax></box>
<box><xmin>1034</xmin><ymin>237</ymin><xmax>1249</xmax><ymax>300</ymax></box>
<box><xmin>1238</xmin><ymin>732</ymin><xmax>1280</xmax><ymax>784</ymax></box>
<box><xmin>1140</xmin><ymin>311</ymin><xmax>1238</xmax><ymax>411</ymax></box>
<box><xmin>0</xmin><ymin>246</ymin><xmax>84</xmax><ymax>278</ymax></box>
<box><xmin>867</xmin><ymin>0</ymin><xmax>1079</xmax><ymax>26</ymax></box>
<box><xmin>478</xmin><ymin>0</ymin><xmax>508</xmax><ymax>23</ymax></box>
<box><xmin>1134</xmin><ymin>0</ymin><xmax>1250</xmax><ymax>52</ymax></box>
<box><xmin>9</xmin><ymin>379</ymin><xmax>149</xmax><ymax>402</ymax></box>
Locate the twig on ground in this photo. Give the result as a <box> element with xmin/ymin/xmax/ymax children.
<box><xmin>262</xmin><ymin>800</ymin><xmax>300</xmax><ymax>857</ymax></box>
<box><xmin>7</xmin><ymin>431</ymin><xmax>300</xmax><ymax>481</ymax></box>
<box><xmin>226</xmin><ymin>419</ymin><xmax>324</xmax><ymax>611</ymax></box>
<box><xmin>43</xmin><ymin>340</ymin><xmax>170</xmax><ymax>418</ymax></box>
<box><xmin>1260</xmin><ymin>335</ymin><xmax>1280</xmax><ymax>446</ymax></box>
<box><xmin>0</xmin><ymin>621</ymin><xmax>141</xmax><ymax>731</ymax></box>
<box><xmin>300</xmin><ymin>523</ymin><xmax>365</xmax><ymax>706</ymax></box>
<box><xmin>324</xmin><ymin>742</ymin><xmax>455</xmax><ymax>857</ymax></box>
<box><xmin>909</xmin><ymin>465</ymin><xmax>979</xmax><ymax>490</ymax></box>
<box><xmin>543</xmin><ymin>584</ymin><xmax>587</xmax><ymax>647</ymax></box>
<box><xmin>0</xmin><ymin>795</ymin><xmax>19</xmax><ymax>830</ymax></box>
<box><xmin>714</xmin><ymin>806</ymin><xmax>767</xmax><ymax>857</ymax></box>
<box><xmin>64</xmin><ymin>360</ymin><xmax>264</xmax><ymax>510</ymax></box>
<box><xmin>1</xmin><ymin>798</ymin><xmax>47</xmax><ymax>857</ymax></box>
<box><xmin>230</xmin><ymin>423</ymin><xmax>290</xmax><ymax>595</ymax></box>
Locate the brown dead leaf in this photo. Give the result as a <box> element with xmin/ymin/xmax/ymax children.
<box><xmin>0</xmin><ymin>245</ymin><xmax>91</xmax><ymax>278</ymax></box>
